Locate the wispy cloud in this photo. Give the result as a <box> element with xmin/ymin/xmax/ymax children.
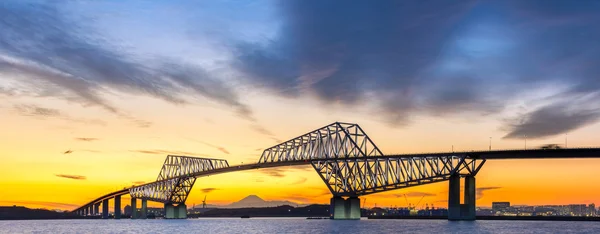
<box><xmin>185</xmin><ymin>138</ymin><xmax>231</xmax><ymax>155</ymax></box>
<box><xmin>291</xmin><ymin>177</ymin><xmax>307</xmax><ymax>185</ymax></box>
<box><xmin>14</xmin><ymin>104</ymin><xmax>62</xmax><ymax>117</ymax></box>
<box><xmin>132</xmin><ymin>181</ymin><xmax>146</xmax><ymax>185</ymax></box>
<box><xmin>201</xmin><ymin>188</ymin><xmax>219</xmax><ymax>193</ymax></box>
<box><xmin>12</xmin><ymin>103</ymin><xmax>106</xmax><ymax>126</ymax></box>
<box><xmin>75</xmin><ymin>138</ymin><xmax>99</xmax><ymax>142</ymax></box>
<box><xmin>55</xmin><ymin>174</ymin><xmax>86</xmax><ymax>180</ymax></box>
<box><xmin>131</xmin><ymin>149</ymin><xmax>209</xmax><ymax>156</ymax></box>
<box><xmin>259</xmin><ymin>166</ymin><xmax>312</xmax><ymax>178</ymax></box>
<box><xmin>476</xmin><ymin>186</ymin><xmax>502</xmax><ymax>200</ymax></box>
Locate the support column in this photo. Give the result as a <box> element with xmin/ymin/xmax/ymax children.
<box><xmin>176</xmin><ymin>204</ymin><xmax>187</xmax><ymax>219</ymax></box>
<box><xmin>102</xmin><ymin>200</ymin><xmax>109</xmax><ymax>219</ymax></box>
<box><xmin>164</xmin><ymin>203</ymin><xmax>187</xmax><ymax>219</ymax></box>
<box><xmin>140</xmin><ymin>199</ymin><xmax>148</xmax><ymax>219</ymax></box>
<box><xmin>330</xmin><ymin>196</ymin><xmax>360</xmax><ymax>220</ymax></box>
<box><xmin>164</xmin><ymin>203</ymin><xmax>176</xmax><ymax>219</ymax></box>
<box><xmin>114</xmin><ymin>195</ymin><xmax>121</xmax><ymax>219</ymax></box>
<box><xmin>448</xmin><ymin>175</ymin><xmax>461</xmax><ymax>220</ymax></box>
<box><xmin>94</xmin><ymin>203</ymin><xmax>100</xmax><ymax>216</ymax></box>
<box><xmin>463</xmin><ymin>176</ymin><xmax>476</xmax><ymax>220</ymax></box>
<box><xmin>448</xmin><ymin>175</ymin><xmax>476</xmax><ymax>221</ymax></box>
<box><xmin>130</xmin><ymin>198</ymin><xmax>138</xmax><ymax>219</ymax></box>
<box><xmin>346</xmin><ymin>197</ymin><xmax>361</xmax><ymax>220</ymax></box>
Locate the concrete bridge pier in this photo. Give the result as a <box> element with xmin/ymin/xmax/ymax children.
<box><xmin>114</xmin><ymin>195</ymin><xmax>121</xmax><ymax>219</ymax></box>
<box><xmin>102</xmin><ymin>200</ymin><xmax>109</xmax><ymax>219</ymax></box>
<box><xmin>131</xmin><ymin>198</ymin><xmax>138</xmax><ymax>219</ymax></box>
<box><xmin>164</xmin><ymin>203</ymin><xmax>187</xmax><ymax>219</ymax></box>
<box><xmin>140</xmin><ymin>199</ymin><xmax>148</xmax><ymax>219</ymax></box>
<box><xmin>94</xmin><ymin>203</ymin><xmax>100</xmax><ymax>216</ymax></box>
<box><xmin>448</xmin><ymin>175</ymin><xmax>476</xmax><ymax>221</ymax></box>
<box><xmin>330</xmin><ymin>196</ymin><xmax>360</xmax><ymax>220</ymax></box>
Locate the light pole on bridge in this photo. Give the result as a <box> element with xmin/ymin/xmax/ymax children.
<box><xmin>489</xmin><ymin>137</ymin><xmax>491</xmax><ymax>151</ymax></box>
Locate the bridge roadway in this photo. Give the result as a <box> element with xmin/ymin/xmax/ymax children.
<box><xmin>76</xmin><ymin>148</ymin><xmax>600</xmax><ymax>214</ymax></box>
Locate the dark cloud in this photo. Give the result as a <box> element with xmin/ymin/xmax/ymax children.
<box><xmin>504</xmin><ymin>99</ymin><xmax>600</xmax><ymax>139</ymax></box>
<box><xmin>232</xmin><ymin>0</ymin><xmax>600</xmax><ymax>135</ymax></box>
<box><xmin>0</xmin><ymin>2</ymin><xmax>255</xmax><ymax>122</ymax></box>
<box><xmin>476</xmin><ymin>186</ymin><xmax>502</xmax><ymax>200</ymax></box>
<box><xmin>63</xmin><ymin>150</ymin><xmax>73</xmax><ymax>154</ymax></box>
<box><xmin>55</xmin><ymin>174</ymin><xmax>86</xmax><ymax>180</ymax></box>
<box><xmin>201</xmin><ymin>188</ymin><xmax>219</xmax><ymax>193</ymax></box>
<box><xmin>75</xmin><ymin>138</ymin><xmax>99</xmax><ymax>142</ymax></box>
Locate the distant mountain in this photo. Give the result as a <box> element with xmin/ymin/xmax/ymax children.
<box><xmin>224</xmin><ymin>195</ymin><xmax>301</xmax><ymax>208</ymax></box>
<box><xmin>0</xmin><ymin>206</ymin><xmax>80</xmax><ymax>220</ymax></box>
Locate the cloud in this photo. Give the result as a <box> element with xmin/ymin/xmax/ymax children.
<box><xmin>476</xmin><ymin>186</ymin><xmax>502</xmax><ymax>200</ymax></box>
<box><xmin>185</xmin><ymin>139</ymin><xmax>231</xmax><ymax>155</ymax></box>
<box><xmin>201</xmin><ymin>188</ymin><xmax>219</xmax><ymax>193</ymax></box>
<box><xmin>291</xmin><ymin>177</ymin><xmax>308</xmax><ymax>185</ymax></box>
<box><xmin>132</xmin><ymin>181</ymin><xmax>146</xmax><ymax>185</ymax></box>
<box><xmin>75</xmin><ymin>138</ymin><xmax>99</xmax><ymax>142</ymax></box>
<box><xmin>63</xmin><ymin>150</ymin><xmax>73</xmax><ymax>154</ymax></box>
<box><xmin>504</xmin><ymin>98</ymin><xmax>600</xmax><ymax>139</ymax></box>
<box><xmin>0</xmin><ymin>2</ymin><xmax>255</xmax><ymax>123</ymax></box>
<box><xmin>12</xmin><ymin>103</ymin><xmax>107</xmax><ymax>126</ymax></box>
<box><xmin>131</xmin><ymin>149</ymin><xmax>209</xmax><ymax>156</ymax></box>
<box><xmin>55</xmin><ymin>174</ymin><xmax>86</xmax><ymax>180</ymax></box>
<box><xmin>14</xmin><ymin>104</ymin><xmax>62</xmax><ymax>117</ymax></box>
<box><xmin>230</xmin><ymin>0</ymin><xmax>600</xmax><ymax>134</ymax></box>
<box><xmin>259</xmin><ymin>166</ymin><xmax>312</xmax><ymax>178</ymax></box>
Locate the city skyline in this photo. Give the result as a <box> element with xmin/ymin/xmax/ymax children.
<box><xmin>2</xmin><ymin>0</ymin><xmax>600</xmax><ymax>212</ymax></box>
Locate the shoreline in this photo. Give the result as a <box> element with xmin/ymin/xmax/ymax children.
<box><xmin>368</xmin><ymin>215</ymin><xmax>600</xmax><ymax>221</ymax></box>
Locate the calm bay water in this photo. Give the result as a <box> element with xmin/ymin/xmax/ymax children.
<box><xmin>1</xmin><ymin>218</ymin><xmax>599</xmax><ymax>233</ymax></box>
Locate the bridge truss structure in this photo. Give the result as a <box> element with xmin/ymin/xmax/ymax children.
<box><xmin>129</xmin><ymin>156</ymin><xmax>229</xmax><ymax>205</ymax></box>
<box><xmin>257</xmin><ymin>122</ymin><xmax>485</xmax><ymax>196</ymax></box>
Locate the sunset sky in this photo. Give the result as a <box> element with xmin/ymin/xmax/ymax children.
<box><xmin>1</xmin><ymin>0</ymin><xmax>600</xmax><ymax>211</ymax></box>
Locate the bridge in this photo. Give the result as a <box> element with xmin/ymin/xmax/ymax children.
<box><xmin>72</xmin><ymin>122</ymin><xmax>600</xmax><ymax>220</ymax></box>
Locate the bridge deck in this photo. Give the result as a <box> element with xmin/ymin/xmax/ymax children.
<box><xmin>73</xmin><ymin>148</ymin><xmax>600</xmax><ymax>212</ymax></box>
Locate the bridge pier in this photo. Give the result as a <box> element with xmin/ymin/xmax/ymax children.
<box><xmin>164</xmin><ymin>203</ymin><xmax>187</xmax><ymax>219</ymax></box>
<box><xmin>448</xmin><ymin>175</ymin><xmax>476</xmax><ymax>221</ymax></box>
<box><xmin>330</xmin><ymin>196</ymin><xmax>360</xmax><ymax>220</ymax></box>
<box><xmin>102</xmin><ymin>199</ymin><xmax>109</xmax><ymax>219</ymax></box>
<box><xmin>141</xmin><ymin>199</ymin><xmax>148</xmax><ymax>219</ymax></box>
<box><xmin>114</xmin><ymin>195</ymin><xmax>121</xmax><ymax>219</ymax></box>
<box><xmin>131</xmin><ymin>198</ymin><xmax>138</xmax><ymax>219</ymax></box>
<box><xmin>94</xmin><ymin>203</ymin><xmax>100</xmax><ymax>216</ymax></box>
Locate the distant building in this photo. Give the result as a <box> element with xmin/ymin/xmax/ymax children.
<box><xmin>492</xmin><ymin>202</ymin><xmax>510</xmax><ymax>213</ymax></box>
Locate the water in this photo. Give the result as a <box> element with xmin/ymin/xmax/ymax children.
<box><xmin>1</xmin><ymin>218</ymin><xmax>599</xmax><ymax>233</ymax></box>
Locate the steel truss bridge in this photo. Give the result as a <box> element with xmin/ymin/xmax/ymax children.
<box><xmin>72</xmin><ymin>122</ymin><xmax>600</xmax><ymax>220</ymax></box>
